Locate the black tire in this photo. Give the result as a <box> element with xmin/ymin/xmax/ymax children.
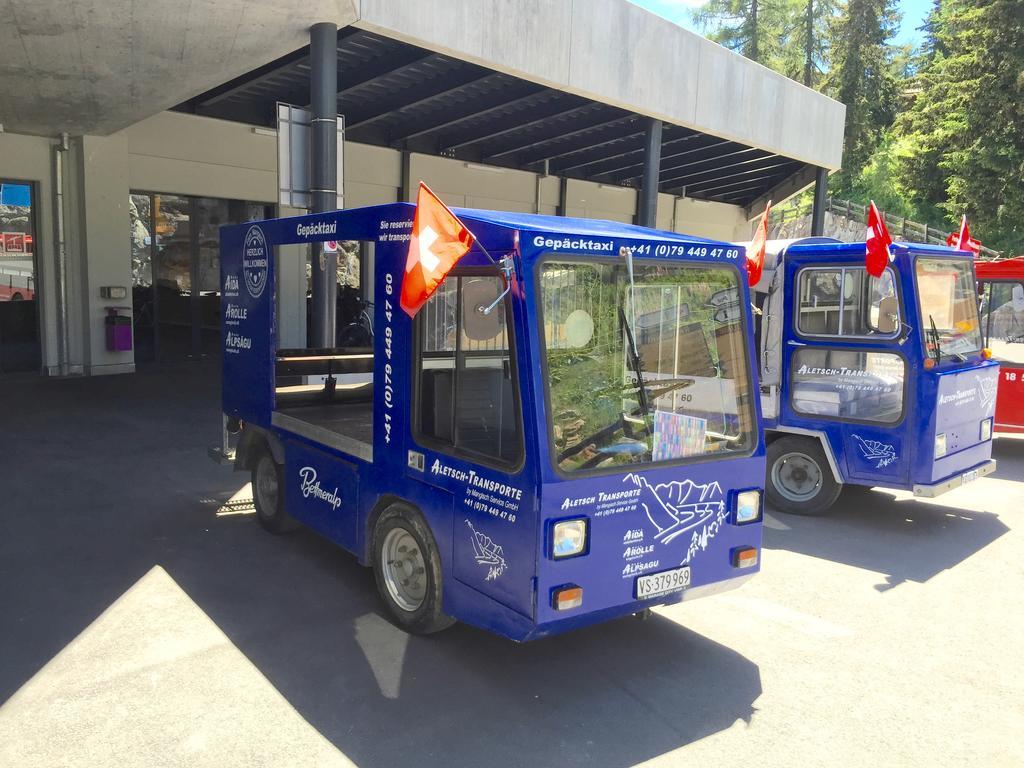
<box><xmin>372</xmin><ymin>504</ymin><xmax>454</xmax><ymax>634</ymax></box>
<box><xmin>766</xmin><ymin>435</ymin><xmax>842</xmax><ymax>515</ymax></box>
<box><xmin>251</xmin><ymin>449</ymin><xmax>295</xmax><ymax>533</ymax></box>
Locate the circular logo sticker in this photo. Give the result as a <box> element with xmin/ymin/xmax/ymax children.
<box><xmin>242</xmin><ymin>225</ymin><xmax>268</xmax><ymax>299</ymax></box>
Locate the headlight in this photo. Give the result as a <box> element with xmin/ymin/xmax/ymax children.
<box><xmin>935</xmin><ymin>433</ymin><xmax>947</xmax><ymax>458</ymax></box>
<box><xmin>981</xmin><ymin>418</ymin><xmax>993</xmax><ymax>442</ymax></box>
<box><xmin>552</xmin><ymin>519</ymin><xmax>588</xmax><ymax>559</ymax></box>
<box><xmin>735</xmin><ymin>490</ymin><xmax>761</xmax><ymax>524</ymax></box>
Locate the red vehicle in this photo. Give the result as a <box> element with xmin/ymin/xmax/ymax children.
<box><xmin>977</xmin><ymin>257</ymin><xmax>1024</xmax><ymax>433</ymax></box>
<box><xmin>0</xmin><ymin>273</ymin><xmax>34</xmax><ymax>302</ymax></box>
<box><xmin>0</xmin><ymin>274</ymin><xmax>34</xmax><ymax>303</ymax></box>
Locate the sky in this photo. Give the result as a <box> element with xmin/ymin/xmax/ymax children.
<box><xmin>628</xmin><ymin>0</ymin><xmax>932</xmax><ymax>48</ymax></box>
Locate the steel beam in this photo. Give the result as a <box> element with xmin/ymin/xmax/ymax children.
<box><xmin>483</xmin><ymin>110</ymin><xmax>629</xmax><ymax>161</ymax></box>
<box><xmin>638</xmin><ymin>117</ymin><xmax>662</xmax><ymax>227</ymax></box>
<box><xmin>659</xmin><ymin>157</ymin><xmax>796</xmax><ymax>191</ymax></box>
<box><xmin>811</xmin><ymin>166</ymin><xmax>828</xmax><ymax>236</ymax></box>
<box><xmin>310</xmin><ymin>21</ymin><xmax>338</xmax><ymax>348</ymax></box>
<box><xmin>344</xmin><ymin>69</ymin><xmax>496</xmax><ymax>131</ymax></box>
<box><xmin>444</xmin><ymin>97</ymin><xmax>594</xmax><ymax>152</ymax></box>
<box><xmin>743</xmin><ymin>163</ymin><xmax>819</xmax><ymax>220</ymax></box>
<box><xmin>389</xmin><ymin>84</ymin><xmax>548</xmax><ymax>143</ymax></box>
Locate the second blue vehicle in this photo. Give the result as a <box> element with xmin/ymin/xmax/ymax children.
<box><xmin>752</xmin><ymin>238</ymin><xmax>998</xmax><ymax>514</ymax></box>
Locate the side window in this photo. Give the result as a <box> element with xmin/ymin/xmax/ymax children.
<box><xmin>415</xmin><ymin>273</ymin><xmax>523</xmax><ymax>467</ymax></box>
<box><xmin>797</xmin><ymin>267</ymin><xmax>899</xmax><ymax>338</ymax></box>
<box><xmin>981</xmin><ymin>281</ymin><xmax>1024</xmax><ymax>364</ymax></box>
<box><xmin>791</xmin><ymin>348</ymin><xmax>905</xmax><ymax>423</ymax></box>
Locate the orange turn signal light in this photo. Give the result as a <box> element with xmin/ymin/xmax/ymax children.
<box><xmin>731</xmin><ymin>546</ymin><xmax>759</xmax><ymax>569</ymax></box>
<box><xmin>982</xmin><ymin>348</ymin><xmax>993</xmax><ymax>360</ymax></box>
<box><xmin>552</xmin><ymin>585</ymin><xmax>583</xmax><ymax>611</ymax></box>
<box><xmin>923</xmin><ymin>357</ymin><xmax>936</xmax><ymax>370</ymax></box>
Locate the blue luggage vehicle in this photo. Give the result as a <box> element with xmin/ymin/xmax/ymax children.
<box><xmin>218</xmin><ymin>203</ymin><xmax>765</xmax><ymax>640</ymax></box>
<box><xmin>751</xmin><ymin>238</ymin><xmax>998</xmax><ymax>514</ymax></box>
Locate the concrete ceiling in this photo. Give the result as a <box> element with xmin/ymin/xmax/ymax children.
<box><xmin>0</xmin><ymin>0</ymin><xmax>844</xmax><ymax>174</ymax></box>
<box><xmin>0</xmin><ymin>0</ymin><xmax>358</xmax><ymax>137</ymax></box>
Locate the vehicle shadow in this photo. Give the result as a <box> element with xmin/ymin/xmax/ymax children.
<box><xmin>764</xmin><ymin>487</ymin><xmax>1009</xmax><ymax>592</ymax></box>
<box><xmin>992</xmin><ymin>434</ymin><xmax>1024</xmax><ymax>480</ymax></box>
<box><xmin>0</xmin><ymin>366</ymin><xmax>761</xmax><ymax>768</ymax></box>
<box><xmin>165</xmin><ymin>497</ymin><xmax>762</xmax><ymax>768</ymax></box>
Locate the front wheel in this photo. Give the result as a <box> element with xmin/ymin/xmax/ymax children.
<box><xmin>766</xmin><ymin>436</ymin><xmax>842</xmax><ymax>515</ymax></box>
<box><xmin>251</xmin><ymin>450</ymin><xmax>296</xmax><ymax>533</ymax></box>
<box><xmin>372</xmin><ymin>504</ymin><xmax>454</xmax><ymax>634</ymax></box>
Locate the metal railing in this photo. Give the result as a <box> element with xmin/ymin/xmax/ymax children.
<box><xmin>771</xmin><ymin>197</ymin><xmax>1006</xmax><ymax>260</ymax></box>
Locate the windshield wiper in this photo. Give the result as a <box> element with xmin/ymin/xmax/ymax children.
<box><xmin>928</xmin><ymin>314</ymin><xmax>943</xmax><ymax>364</ymax></box>
<box><xmin>619</xmin><ymin>305</ymin><xmax>651</xmax><ymax>420</ymax></box>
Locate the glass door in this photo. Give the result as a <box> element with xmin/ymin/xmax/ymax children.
<box><xmin>130</xmin><ymin>192</ymin><xmax>273</xmax><ymax>361</ymax></box>
<box><xmin>0</xmin><ymin>181</ymin><xmax>40</xmax><ymax>373</ymax></box>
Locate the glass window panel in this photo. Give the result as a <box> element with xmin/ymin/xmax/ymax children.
<box><xmin>791</xmin><ymin>348</ymin><xmax>905</xmax><ymax>423</ymax></box>
<box><xmin>980</xmin><ymin>281</ymin><xmax>1024</xmax><ymax>364</ymax></box>
<box><xmin>0</xmin><ymin>181</ymin><xmax>40</xmax><ymax>372</ymax></box>
<box><xmin>416</xmin><ymin>274</ymin><xmax>522</xmax><ymax>466</ymax></box>
<box><xmin>798</xmin><ymin>267</ymin><xmax>900</xmax><ymax>338</ymax></box>
<box><xmin>541</xmin><ymin>260</ymin><xmax>756</xmax><ymax>473</ymax></box>
<box><xmin>916</xmin><ymin>258</ymin><xmax>982</xmax><ymax>358</ymax></box>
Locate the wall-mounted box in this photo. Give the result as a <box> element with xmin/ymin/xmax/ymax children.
<box><xmin>100</xmin><ymin>286</ymin><xmax>128</xmax><ymax>299</ymax></box>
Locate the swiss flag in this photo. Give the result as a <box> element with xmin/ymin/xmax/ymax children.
<box><xmin>746</xmin><ymin>200</ymin><xmax>771</xmax><ymax>287</ymax></box>
<box><xmin>865</xmin><ymin>201</ymin><xmax>893</xmax><ymax>278</ymax></box>
<box><xmin>946</xmin><ymin>215</ymin><xmax>981</xmax><ymax>255</ymax></box>
<box><xmin>400</xmin><ymin>182</ymin><xmax>475</xmax><ymax>317</ymax></box>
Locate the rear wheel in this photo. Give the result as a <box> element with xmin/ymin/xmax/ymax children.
<box><xmin>251</xmin><ymin>450</ymin><xmax>295</xmax><ymax>533</ymax></box>
<box><xmin>372</xmin><ymin>504</ymin><xmax>454</xmax><ymax>634</ymax></box>
<box><xmin>766</xmin><ymin>436</ymin><xmax>842</xmax><ymax>515</ymax></box>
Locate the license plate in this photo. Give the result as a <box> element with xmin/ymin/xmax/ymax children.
<box><xmin>961</xmin><ymin>469</ymin><xmax>980</xmax><ymax>486</ymax></box>
<box><xmin>635</xmin><ymin>566</ymin><xmax>691</xmax><ymax>600</ymax></box>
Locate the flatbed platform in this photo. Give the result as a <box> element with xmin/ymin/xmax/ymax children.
<box><xmin>272</xmin><ymin>403</ymin><xmax>373</xmax><ymax>462</ymax></box>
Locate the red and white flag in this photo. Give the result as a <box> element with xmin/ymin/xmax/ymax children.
<box><xmin>400</xmin><ymin>182</ymin><xmax>475</xmax><ymax>317</ymax></box>
<box><xmin>746</xmin><ymin>200</ymin><xmax>771</xmax><ymax>287</ymax></box>
<box><xmin>946</xmin><ymin>215</ymin><xmax>981</xmax><ymax>255</ymax></box>
<box><xmin>865</xmin><ymin>201</ymin><xmax>893</xmax><ymax>278</ymax></box>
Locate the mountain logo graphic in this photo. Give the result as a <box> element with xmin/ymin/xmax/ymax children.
<box><xmin>976</xmin><ymin>374</ymin><xmax>997</xmax><ymax>410</ymax></box>
<box><xmin>466</xmin><ymin>520</ymin><xmax>507</xmax><ymax>581</ymax></box>
<box><xmin>852</xmin><ymin>434</ymin><xmax>897</xmax><ymax>468</ymax></box>
<box><xmin>623</xmin><ymin>474</ymin><xmax>725</xmax><ymax>546</ymax></box>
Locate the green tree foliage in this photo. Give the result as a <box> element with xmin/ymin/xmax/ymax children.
<box><xmin>895</xmin><ymin>0</ymin><xmax>1024</xmax><ymax>253</ymax></box>
<box><xmin>692</xmin><ymin>0</ymin><xmax>794</xmax><ymax>67</ymax></box>
<box><xmin>783</xmin><ymin>0</ymin><xmax>837</xmax><ymax>88</ymax></box>
<box><xmin>824</xmin><ymin>0</ymin><xmax>901</xmax><ymax>195</ymax></box>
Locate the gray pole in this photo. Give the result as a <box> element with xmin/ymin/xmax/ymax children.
<box><xmin>638</xmin><ymin>117</ymin><xmax>662</xmax><ymax>228</ymax></box>
<box><xmin>310</xmin><ymin>22</ymin><xmax>338</xmax><ymax>348</ymax></box>
<box><xmin>811</xmin><ymin>166</ymin><xmax>828</xmax><ymax>237</ymax></box>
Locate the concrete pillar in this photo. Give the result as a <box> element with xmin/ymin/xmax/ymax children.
<box><xmin>811</xmin><ymin>166</ymin><xmax>828</xmax><ymax>237</ymax></box>
<box><xmin>556</xmin><ymin>176</ymin><xmax>568</xmax><ymax>217</ymax></box>
<box><xmin>309</xmin><ymin>22</ymin><xmax>338</xmax><ymax>348</ymax></box>
<box><xmin>638</xmin><ymin>117</ymin><xmax>662</xmax><ymax>228</ymax></box>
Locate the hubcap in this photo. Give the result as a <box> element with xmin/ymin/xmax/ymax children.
<box><xmin>772</xmin><ymin>451</ymin><xmax>823</xmax><ymax>503</ymax></box>
<box><xmin>381</xmin><ymin>527</ymin><xmax>427</xmax><ymax>612</ymax></box>
<box><xmin>255</xmin><ymin>457</ymin><xmax>279</xmax><ymax>515</ymax></box>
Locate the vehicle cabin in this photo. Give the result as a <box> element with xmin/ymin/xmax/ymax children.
<box><xmin>976</xmin><ymin>256</ymin><xmax>1024</xmax><ymax>434</ymax></box>
<box><xmin>219</xmin><ymin>202</ymin><xmax>765</xmax><ymax>641</ymax></box>
<box><xmin>750</xmin><ymin>238</ymin><xmax>998</xmax><ymax>514</ymax></box>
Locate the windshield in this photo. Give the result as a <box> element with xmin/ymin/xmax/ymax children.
<box><xmin>915</xmin><ymin>258</ymin><xmax>983</xmax><ymax>359</ymax></box>
<box><xmin>539</xmin><ymin>259</ymin><xmax>757</xmax><ymax>474</ymax></box>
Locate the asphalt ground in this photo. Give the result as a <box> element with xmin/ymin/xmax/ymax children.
<box><xmin>0</xmin><ymin>364</ymin><xmax>1020</xmax><ymax>767</ymax></box>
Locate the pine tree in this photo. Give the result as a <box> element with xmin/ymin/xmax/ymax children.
<box><xmin>895</xmin><ymin>0</ymin><xmax>1024</xmax><ymax>252</ymax></box>
<box><xmin>824</xmin><ymin>0</ymin><xmax>901</xmax><ymax>194</ymax></box>
<box><xmin>692</xmin><ymin>0</ymin><xmax>793</xmax><ymax>69</ymax></box>
<box><xmin>784</xmin><ymin>0</ymin><xmax>837</xmax><ymax>88</ymax></box>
